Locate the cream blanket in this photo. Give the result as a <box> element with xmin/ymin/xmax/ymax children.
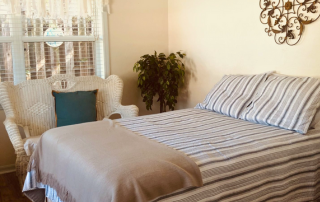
<box><xmin>24</xmin><ymin>119</ymin><xmax>203</xmax><ymax>202</ymax></box>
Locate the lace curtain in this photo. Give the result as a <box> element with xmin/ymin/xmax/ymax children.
<box><xmin>2</xmin><ymin>0</ymin><xmax>96</xmax><ymax>18</ymax></box>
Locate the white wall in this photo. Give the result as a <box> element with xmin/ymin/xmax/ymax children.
<box><xmin>0</xmin><ymin>0</ymin><xmax>168</xmax><ymax>168</ymax></box>
<box><xmin>168</xmin><ymin>0</ymin><xmax>320</xmax><ymax>109</ymax></box>
<box><xmin>109</xmin><ymin>0</ymin><xmax>168</xmax><ymax>115</ymax></box>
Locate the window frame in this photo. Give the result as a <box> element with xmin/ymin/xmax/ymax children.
<box><xmin>0</xmin><ymin>6</ymin><xmax>110</xmax><ymax>85</ymax></box>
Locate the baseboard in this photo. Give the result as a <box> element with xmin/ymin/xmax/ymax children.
<box><xmin>0</xmin><ymin>164</ymin><xmax>15</xmax><ymax>175</ymax></box>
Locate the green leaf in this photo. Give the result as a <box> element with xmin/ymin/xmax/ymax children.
<box><xmin>133</xmin><ymin>51</ymin><xmax>186</xmax><ymax>112</ymax></box>
<box><xmin>159</xmin><ymin>53</ymin><xmax>166</xmax><ymax>58</ymax></box>
<box><xmin>142</xmin><ymin>54</ymin><xmax>150</xmax><ymax>59</ymax></box>
<box><xmin>177</xmin><ymin>52</ymin><xmax>184</xmax><ymax>58</ymax></box>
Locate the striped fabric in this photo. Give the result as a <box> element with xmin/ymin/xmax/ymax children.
<box><xmin>195</xmin><ymin>73</ymin><xmax>269</xmax><ymax>119</ymax></box>
<box><xmin>241</xmin><ymin>74</ymin><xmax>320</xmax><ymax>134</ymax></box>
<box><xmin>116</xmin><ymin>109</ymin><xmax>320</xmax><ymax>202</ymax></box>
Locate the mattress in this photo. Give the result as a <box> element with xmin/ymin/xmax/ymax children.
<box><xmin>24</xmin><ymin>108</ymin><xmax>320</xmax><ymax>202</ymax></box>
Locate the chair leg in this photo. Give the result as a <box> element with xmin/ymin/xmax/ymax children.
<box><xmin>15</xmin><ymin>153</ymin><xmax>30</xmax><ymax>188</ymax></box>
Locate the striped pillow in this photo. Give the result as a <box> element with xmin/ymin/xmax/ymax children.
<box><xmin>195</xmin><ymin>73</ymin><xmax>269</xmax><ymax>118</ymax></box>
<box><xmin>241</xmin><ymin>74</ymin><xmax>320</xmax><ymax>134</ymax></box>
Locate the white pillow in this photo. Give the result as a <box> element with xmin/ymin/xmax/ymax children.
<box><xmin>195</xmin><ymin>72</ymin><xmax>271</xmax><ymax>119</ymax></box>
<box><xmin>241</xmin><ymin>74</ymin><xmax>320</xmax><ymax>134</ymax></box>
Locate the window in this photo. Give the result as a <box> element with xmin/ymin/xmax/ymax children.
<box><xmin>0</xmin><ymin>42</ymin><xmax>13</xmax><ymax>82</ymax></box>
<box><xmin>0</xmin><ymin>0</ymin><xmax>109</xmax><ymax>84</ymax></box>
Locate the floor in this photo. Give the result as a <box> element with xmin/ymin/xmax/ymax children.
<box><xmin>0</xmin><ymin>172</ymin><xmax>30</xmax><ymax>202</ymax></box>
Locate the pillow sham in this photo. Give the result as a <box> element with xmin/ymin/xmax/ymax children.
<box><xmin>52</xmin><ymin>90</ymin><xmax>98</xmax><ymax>127</ymax></box>
<box><xmin>241</xmin><ymin>74</ymin><xmax>320</xmax><ymax>134</ymax></box>
<box><xmin>195</xmin><ymin>72</ymin><xmax>270</xmax><ymax>119</ymax></box>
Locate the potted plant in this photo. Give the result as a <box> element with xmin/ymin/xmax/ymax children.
<box><xmin>133</xmin><ymin>51</ymin><xmax>186</xmax><ymax>113</ymax></box>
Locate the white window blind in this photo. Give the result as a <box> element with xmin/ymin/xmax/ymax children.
<box><xmin>0</xmin><ymin>0</ymin><xmax>110</xmax><ymax>84</ymax></box>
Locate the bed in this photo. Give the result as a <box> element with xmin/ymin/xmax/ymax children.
<box><xmin>23</xmin><ymin>72</ymin><xmax>320</xmax><ymax>202</ymax></box>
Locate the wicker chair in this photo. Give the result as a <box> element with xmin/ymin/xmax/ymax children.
<box><xmin>0</xmin><ymin>75</ymin><xmax>139</xmax><ymax>186</ymax></box>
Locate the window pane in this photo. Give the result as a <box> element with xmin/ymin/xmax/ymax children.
<box><xmin>0</xmin><ymin>17</ymin><xmax>10</xmax><ymax>37</ymax></box>
<box><xmin>24</xmin><ymin>41</ymin><xmax>95</xmax><ymax>80</ymax></box>
<box><xmin>0</xmin><ymin>43</ymin><xmax>13</xmax><ymax>82</ymax></box>
<box><xmin>22</xmin><ymin>17</ymin><xmax>96</xmax><ymax>37</ymax></box>
<box><xmin>0</xmin><ymin>0</ymin><xmax>11</xmax><ymax>37</ymax></box>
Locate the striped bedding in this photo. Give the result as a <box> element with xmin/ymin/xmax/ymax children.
<box><xmin>116</xmin><ymin>108</ymin><xmax>320</xmax><ymax>202</ymax></box>
<box><xmin>195</xmin><ymin>73</ymin><xmax>269</xmax><ymax>119</ymax></box>
<box><xmin>241</xmin><ymin>75</ymin><xmax>320</xmax><ymax>134</ymax></box>
<box><xmin>24</xmin><ymin>108</ymin><xmax>320</xmax><ymax>202</ymax></box>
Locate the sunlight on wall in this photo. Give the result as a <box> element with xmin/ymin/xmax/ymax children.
<box><xmin>168</xmin><ymin>0</ymin><xmax>320</xmax><ymax>109</ymax></box>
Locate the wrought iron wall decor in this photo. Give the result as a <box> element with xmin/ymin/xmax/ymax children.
<box><xmin>260</xmin><ymin>0</ymin><xmax>320</xmax><ymax>45</ymax></box>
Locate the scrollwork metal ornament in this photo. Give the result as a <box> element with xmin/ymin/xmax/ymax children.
<box><xmin>260</xmin><ymin>0</ymin><xmax>320</xmax><ymax>45</ymax></box>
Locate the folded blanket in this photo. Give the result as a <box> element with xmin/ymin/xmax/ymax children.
<box><xmin>24</xmin><ymin>119</ymin><xmax>203</xmax><ymax>202</ymax></box>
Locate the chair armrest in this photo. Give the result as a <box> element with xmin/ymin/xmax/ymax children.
<box><xmin>3</xmin><ymin>118</ymin><xmax>24</xmax><ymax>154</ymax></box>
<box><xmin>111</xmin><ymin>105</ymin><xmax>139</xmax><ymax>118</ymax></box>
